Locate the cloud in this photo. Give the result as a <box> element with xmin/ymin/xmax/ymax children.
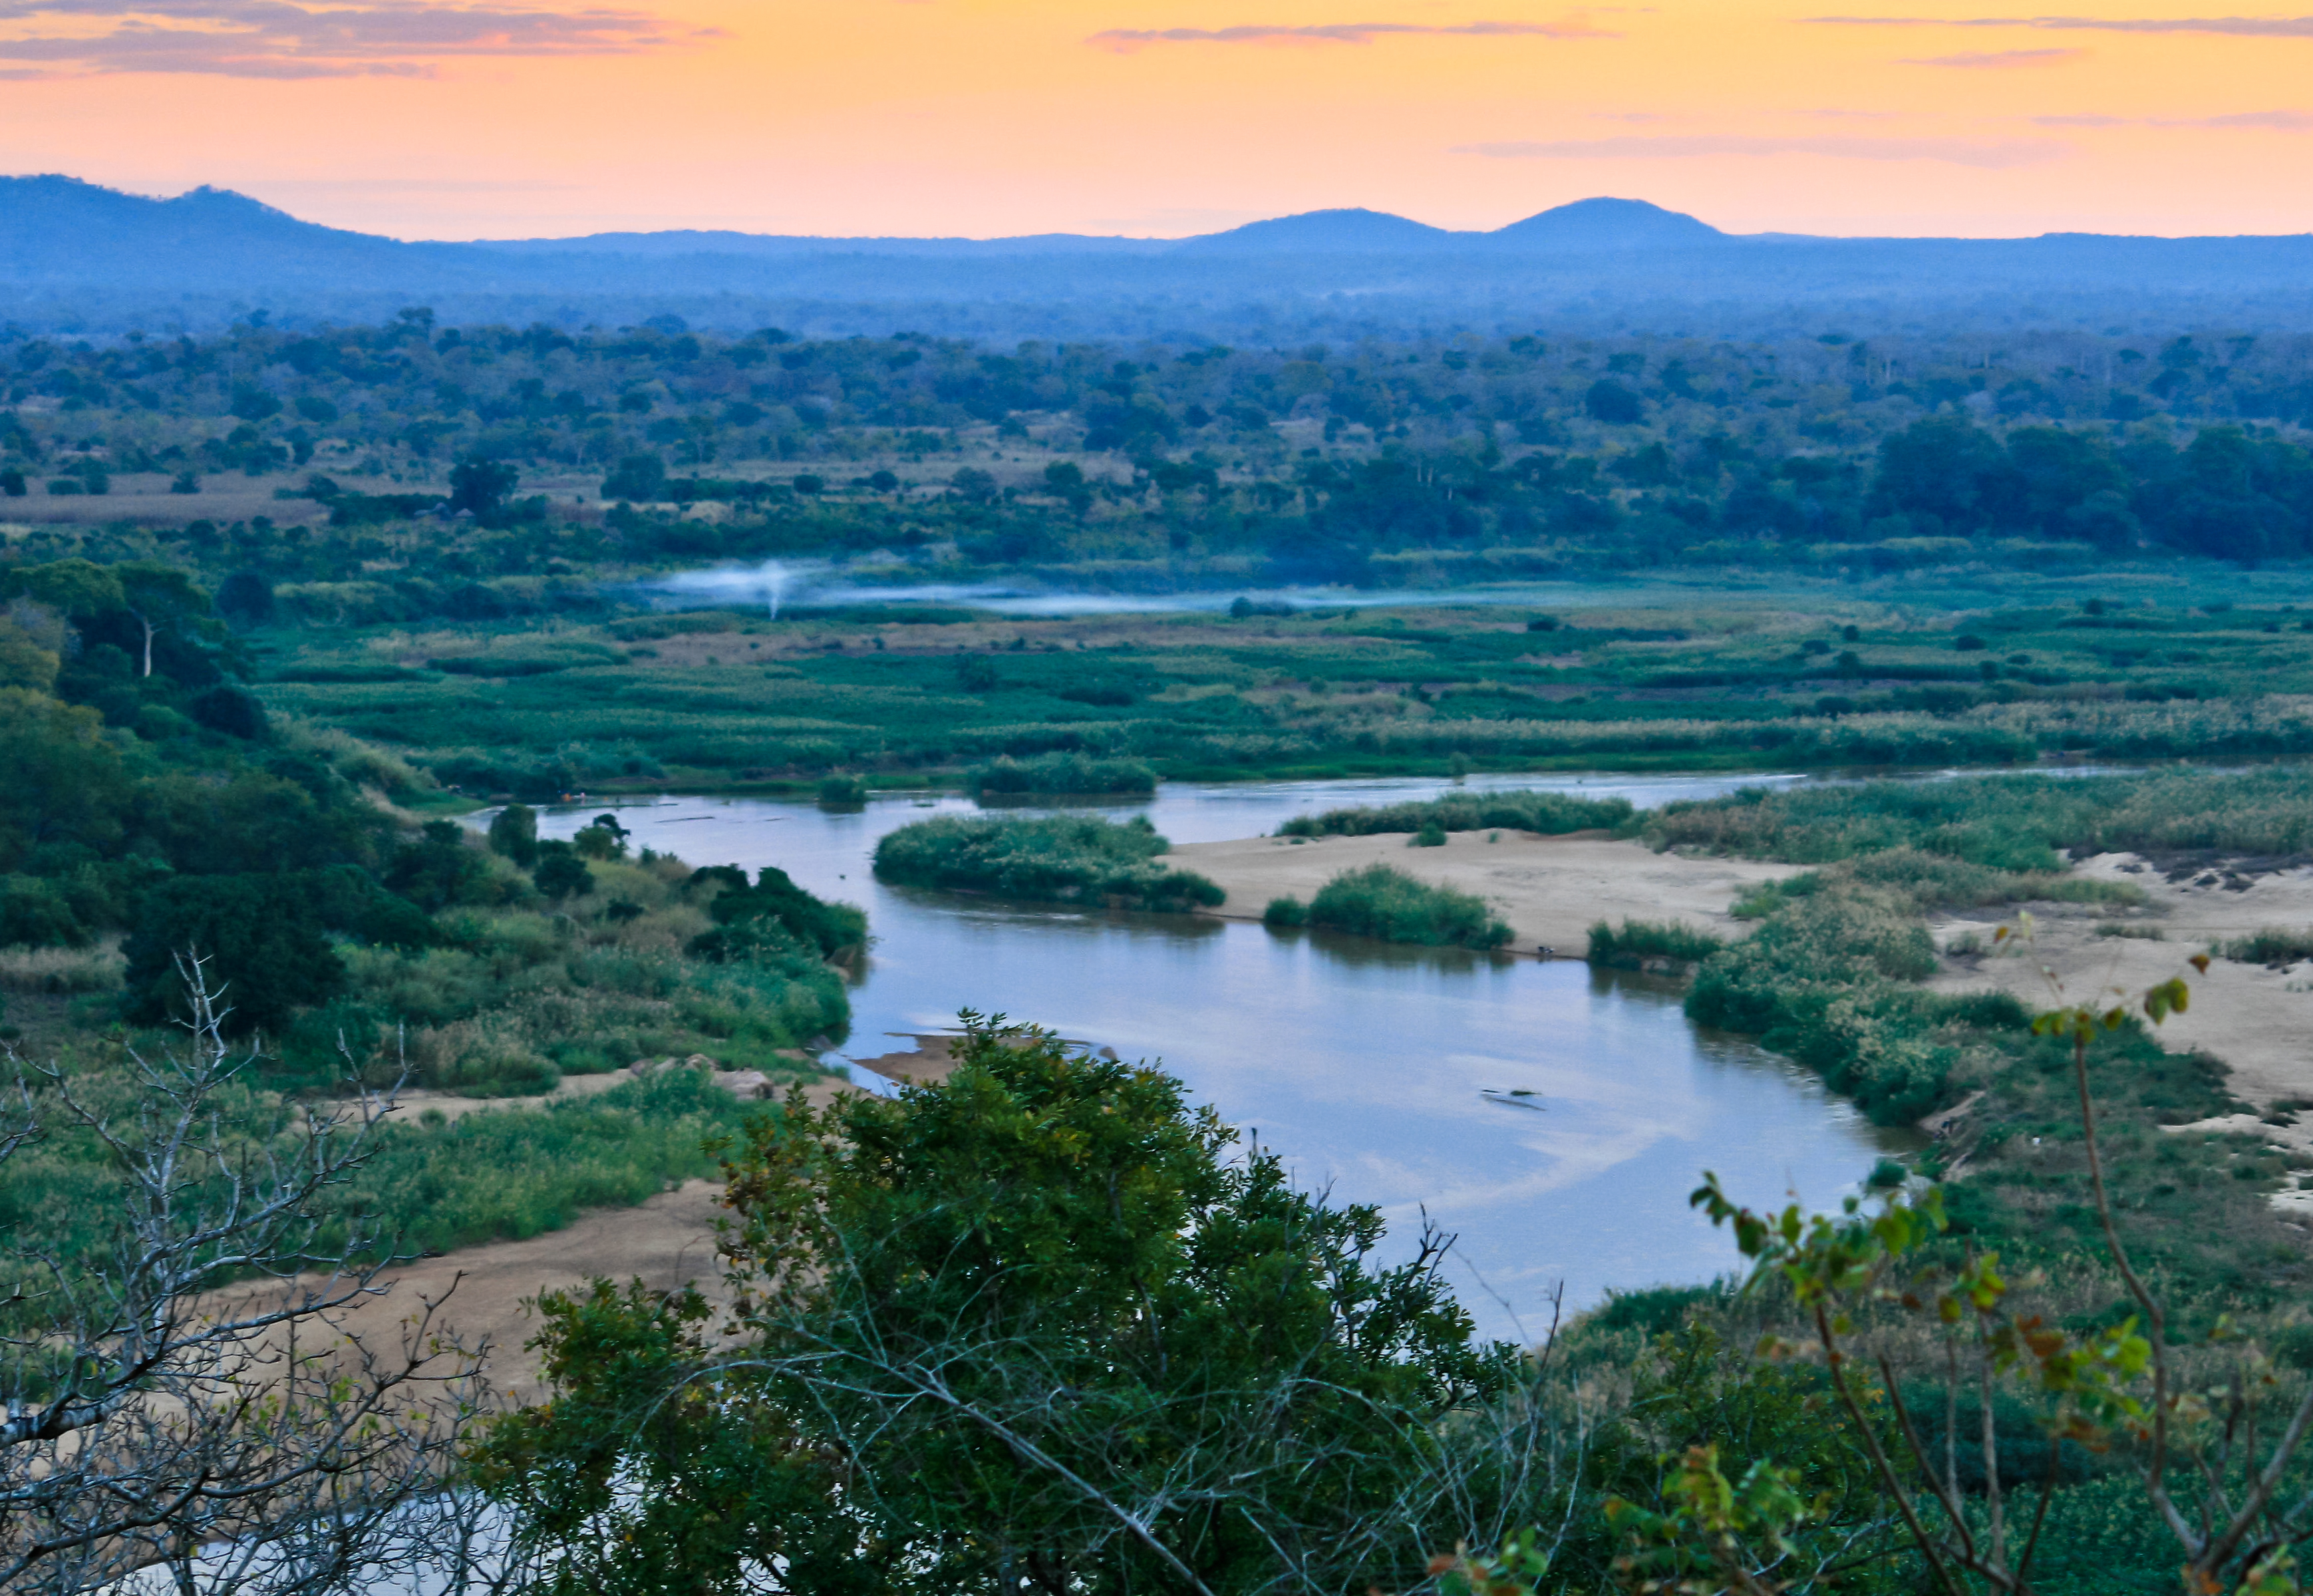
<box><xmin>1456</xmin><ymin>133</ymin><xmax>2065</xmax><ymax>166</ymax></box>
<box><xmin>2034</xmin><ymin>108</ymin><xmax>2313</xmax><ymax>126</ymax></box>
<box><xmin>1901</xmin><ymin>46</ymin><xmax>2085</xmax><ymax>63</ymax></box>
<box><xmin>1808</xmin><ymin>13</ymin><xmax>2313</xmax><ymax>39</ymax></box>
<box><xmin>1086</xmin><ymin>18</ymin><xmax>1613</xmax><ymax>51</ymax></box>
<box><xmin>0</xmin><ymin>0</ymin><xmax>691</xmax><ymax>78</ymax></box>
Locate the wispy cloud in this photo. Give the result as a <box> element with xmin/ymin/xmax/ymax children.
<box><xmin>0</xmin><ymin>0</ymin><xmax>700</xmax><ymax>78</ymax></box>
<box><xmin>1086</xmin><ymin>18</ymin><xmax>1612</xmax><ymax>51</ymax></box>
<box><xmin>2034</xmin><ymin>108</ymin><xmax>2313</xmax><ymax>126</ymax></box>
<box><xmin>1809</xmin><ymin>13</ymin><xmax>2313</xmax><ymax>38</ymax></box>
<box><xmin>1902</xmin><ymin>46</ymin><xmax>2085</xmax><ymax>63</ymax></box>
<box><xmin>1455</xmin><ymin>133</ymin><xmax>2065</xmax><ymax>166</ymax></box>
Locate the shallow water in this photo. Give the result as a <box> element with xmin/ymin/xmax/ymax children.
<box><xmin>529</xmin><ymin>773</ymin><xmax>1901</xmax><ymax>1340</ymax></box>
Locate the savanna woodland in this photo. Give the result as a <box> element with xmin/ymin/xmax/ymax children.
<box><xmin>11</xmin><ymin>311</ymin><xmax>2313</xmax><ymax>1593</ymax></box>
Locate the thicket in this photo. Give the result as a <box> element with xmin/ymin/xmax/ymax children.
<box><xmin>1652</xmin><ymin>766</ymin><xmax>2313</xmax><ymax>866</ymax></box>
<box><xmin>1280</xmin><ymin>864</ymin><xmax>1514</xmax><ymax>950</ymax></box>
<box><xmin>0</xmin><ymin>1060</ymin><xmax>768</xmax><ymax>1277</ymax></box>
<box><xmin>1279</xmin><ymin>788</ymin><xmax>1634</xmax><ymax>838</ymax></box>
<box><xmin>1587</xmin><ymin>917</ymin><xmax>1726</xmax><ymax>968</ymax></box>
<box><xmin>1660</xmin><ymin>774</ymin><xmax>2302</xmax><ymax>1295</ymax></box>
<box><xmin>871</xmin><ymin>814</ymin><xmax>1224</xmax><ymax>911</ymax></box>
<box><xmin>965</xmin><ymin>752</ymin><xmax>1157</xmax><ymax>797</ymax></box>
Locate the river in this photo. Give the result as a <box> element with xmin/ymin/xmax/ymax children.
<box><xmin>530</xmin><ymin>772</ymin><xmax>1901</xmax><ymax>1340</ymax></box>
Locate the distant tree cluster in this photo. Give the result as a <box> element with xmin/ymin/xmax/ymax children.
<box><xmin>5</xmin><ymin>319</ymin><xmax>2313</xmax><ymax>587</ymax></box>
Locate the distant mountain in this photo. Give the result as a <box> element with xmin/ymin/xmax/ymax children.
<box><xmin>1491</xmin><ymin>196</ymin><xmax>1724</xmax><ymax>250</ymax></box>
<box><xmin>0</xmin><ymin>173</ymin><xmax>441</xmax><ymax>289</ymax></box>
<box><xmin>478</xmin><ymin>229</ymin><xmax>1167</xmax><ymax>259</ymax></box>
<box><xmin>1171</xmin><ymin>208</ymin><xmax>1464</xmax><ymax>254</ymax></box>
<box><xmin>7</xmin><ymin>172</ymin><xmax>2313</xmax><ymax>340</ymax></box>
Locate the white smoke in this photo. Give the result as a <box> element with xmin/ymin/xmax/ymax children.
<box><xmin>637</xmin><ymin>561</ymin><xmax>1593</xmax><ymax>618</ymax></box>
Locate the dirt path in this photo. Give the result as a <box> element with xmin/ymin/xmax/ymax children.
<box><xmin>1172</xmin><ymin>830</ymin><xmax>1806</xmax><ymax>954</ymax></box>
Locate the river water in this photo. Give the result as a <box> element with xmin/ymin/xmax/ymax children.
<box><xmin>530</xmin><ymin>773</ymin><xmax>1900</xmax><ymax>1341</ymax></box>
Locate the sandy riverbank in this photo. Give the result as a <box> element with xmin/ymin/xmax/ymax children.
<box><xmin>1932</xmin><ymin>852</ymin><xmax>2313</xmax><ymax>1115</ymax></box>
<box><xmin>1171</xmin><ymin>828</ymin><xmax>1805</xmax><ymax>953</ymax></box>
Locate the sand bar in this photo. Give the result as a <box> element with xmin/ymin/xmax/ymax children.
<box><xmin>1173</xmin><ymin>829</ymin><xmax>1806</xmax><ymax>953</ymax></box>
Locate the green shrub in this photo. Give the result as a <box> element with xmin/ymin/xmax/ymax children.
<box><xmin>1587</xmin><ymin>918</ymin><xmax>1726</xmax><ymax>969</ymax></box>
<box><xmin>967</xmin><ymin>752</ymin><xmax>1156</xmax><ymax>796</ymax></box>
<box><xmin>1305</xmin><ymin>865</ymin><xmax>1512</xmax><ymax>950</ymax></box>
<box><xmin>122</xmin><ymin>874</ymin><xmax>347</xmax><ymax>1037</ymax></box>
<box><xmin>1280</xmin><ymin>789</ymin><xmax>1632</xmax><ymax>839</ymax></box>
<box><xmin>2217</xmin><ymin>928</ymin><xmax>2313</xmax><ymax>967</ymax></box>
<box><xmin>818</xmin><ymin>774</ymin><xmax>869</xmax><ymax>805</ymax></box>
<box><xmin>873</xmin><ymin>814</ymin><xmax>1223</xmax><ymax>911</ymax></box>
<box><xmin>1685</xmin><ymin>883</ymin><xmax>1954</xmax><ymax>1124</ymax></box>
<box><xmin>487</xmin><ymin>802</ymin><xmax>540</xmax><ymax>865</ymax></box>
<box><xmin>1264</xmin><ymin>895</ymin><xmax>1307</xmax><ymax>927</ymax></box>
<box><xmin>534</xmin><ymin>846</ymin><xmax>594</xmax><ymax>900</ymax></box>
<box><xmin>688</xmin><ymin>866</ymin><xmax>867</xmax><ymax>961</ymax></box>
<box><xmin>1411</xmin><ymin>821</ymin><xmax>1446</xmax><ymax>848</ymax></box>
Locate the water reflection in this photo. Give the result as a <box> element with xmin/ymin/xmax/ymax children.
<box><xmin>526</xmin><ymin>775</ymin><xmax>1901</xmax><ymax>1339</ymax></box>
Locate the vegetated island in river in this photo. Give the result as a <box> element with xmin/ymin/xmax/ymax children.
<box><xmin>871</xmin><ymin>814</ymin><xmax>1225</xmax><ymax>911</ymax></box>
<box><xmin>966</xmin><ymin>752</ymin><xmax>1159</xmax><ymax>799</ymax></box>
<box><xmin>1263</xmin><ymin>864</ymin><xmax>1515</xmax><ymax>951</ymax></box>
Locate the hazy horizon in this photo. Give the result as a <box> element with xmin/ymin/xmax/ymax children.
<box><xmin>6</xmin><ymin>0</ymin><xmax>2309</xmax><ymax>243</ymax></box>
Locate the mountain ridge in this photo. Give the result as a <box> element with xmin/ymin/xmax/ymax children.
<box><xmin>8</xmin><ymin>173</ymin><xmax>2313</xmax><ymax>339</ymax></box>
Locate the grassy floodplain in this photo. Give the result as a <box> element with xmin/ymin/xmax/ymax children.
<box><xmin>245</xmin><ymin>582</ymin><xmax>2313</xmax><ymax>800</ymax></box>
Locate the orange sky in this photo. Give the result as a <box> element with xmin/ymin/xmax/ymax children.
<box><xmin>2</xmin><ymin>0</ymin><xmax>2310</xmax><ymax>239</ymax></box>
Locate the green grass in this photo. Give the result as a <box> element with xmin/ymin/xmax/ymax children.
<box><xmin>1279</xmin><ymin>788</ymin><xmax>1634</xmax><ymax>838</ymax></box>
<box><xmin>967</xmin><ymin>752</ymin><xmax>1158</xmax><ymax>796</ymax></box>
<box><xmin>1292</xmin><ymin>864</ymin><xmax>1513</xmax><ymax>950</ymax></box>
<box><xmin>1651</xmin><ymin>768</ymin><xmax>2313</xmax><ymax>868</ymax></box>
<box><xmin>0</xmin><ymin>1062</ymin><xmax>772</xmax><ymax>1289</ymax></box>
<box><xmin>1587</xmin><ymin>918</ymin><xmax>1727</xmax><ymax>968</ymax></box>
<box><xmin>246</xmin><ymin>594</ymin><xmax>2313</xmax><ymax>792</ymax></box>
<box><xmin>2217</xmin><ymin>928</ymin><xmax>2313</xmax><ymax>966</ymax></box>
<box><xmin>872</xmin><ymin>814</ymin><xmax>1225</xmax><ymax>911</ymax></box>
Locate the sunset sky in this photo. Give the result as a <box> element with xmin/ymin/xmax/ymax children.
<box><xmin>1</xmin><ymin>1</ymin><xmax>2309</xmax><ymax>240</ymax></box>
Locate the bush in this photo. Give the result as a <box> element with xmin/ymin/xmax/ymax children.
<box><xmin>1264</xmin><ymin>895</ymin><xmax>1307</xmax><ymax>927</ymax></box>
<box><xmin>967</xmin><ymin>752</ymin><xmax>1158</xmax><ymax>797</ymax></box>
<box><xmin>2218</xmin><ymin>928</ymin><xmax>2313</xmax><ymax>967</ymax></box>
<box><xmin>487</xmin><ymin>802</ymin><xmax>540</xmax><ymax>865</ymax></box>
<box><xmin>186</xmin><ymin>685</ymin><xmax>267</xmax><ymax>740</ymax></box>
<box><xmin>874</xmin><ymin>814</ymin><xmax>1224</xmax><ymax>911</ymax></box>
<box><xmin>122</xmin><ymin>874</ymin><xmax>348</xmax><ymax>1037</ymax></box>
<box><xmin>1281</xmin><ymin>789</ymin><xmax>1632</xmax><ymax>839</ymax></box>
<box><xmin>1587</xmin><ymin>918</ymin><xmax>1726</xmax><ymax>969</ymax></box>
<box><xmin>1684</xmin><ymin>881</ymin><xmax>1959</xmax><ymax>1124</ymax></box>
<box><xmin>534</xmin><ymin>847</ymin><xmax>594</xmax><ymax>900</ymax></box>
<box><xmin>688</xmin><ymin>866</ymin><xmax>867</xmax><ymax>961</ymax></box>
<box><xmin>1305</xmin><ymin>865</ymin><xmax>1513</xmax><ymax>950</ymax></box>
<box><xmin>818</xmin><ymin>774</ymin><xmax>869</xmax><ymax>805</ymax></box>
<box><xmin>0</xmin><ymin>876</ymin><xmax>91</xmax><ymax>948</ymax></box>
<box><xmin>1411</xmin><ymin>821</ymin><xmax>1446</xmax><ymax>848</ymax></box>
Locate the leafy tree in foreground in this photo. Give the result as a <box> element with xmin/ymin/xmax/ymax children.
<box><xmin>481</xmin><ymin>1015</ymin><xmax>1533</xmax><ymax>1595</ymax></box>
